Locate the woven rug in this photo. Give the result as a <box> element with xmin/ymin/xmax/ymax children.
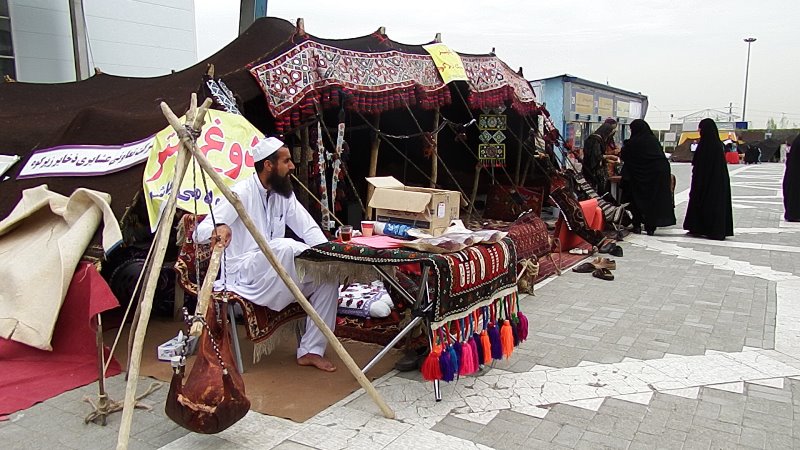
<box><xmin>301</xmin><ymin>238</ymin><xmax>517</xmax><ymax>329</ymax></box>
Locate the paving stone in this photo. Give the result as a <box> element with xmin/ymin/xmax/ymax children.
<box><xmin>529</xmin><ymin>420</ymin><xmax>562</xmax><ymax>442</ymax></box>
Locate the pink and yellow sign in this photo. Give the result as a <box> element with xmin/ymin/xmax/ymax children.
<box><xmin>143</xmin><ymin>110</ymin><xmax>263</xmax><ymax>230</ymax></box>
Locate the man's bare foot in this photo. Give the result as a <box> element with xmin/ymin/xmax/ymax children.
<box><xmin>297</xmin><ymin>353</ymin><xmax>337</xmax><ymax>372</ymax></box>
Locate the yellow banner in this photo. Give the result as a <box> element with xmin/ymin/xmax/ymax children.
<box><xmin>617</xmin><ymin>101</ymin><xmax>630</xmax><ymax>118</ymax></box>
<box><xmin>143</xmin><ymin>110</ymin><xmax>263</xmax><ymax>231</ymax></box>
<box><xmin>423</xmin><ymin>43</ymin><xmax>468</xmax><ymax>84</ymax></box>
<box><xmin>575</xmin><ymin>92</ymin><xmax>594</xmax><ymax>115</ymax></box>
<box><xmin>598</xmin><ymin>97</ymin><xmax>614</xmax><ymax>118</ymax></box>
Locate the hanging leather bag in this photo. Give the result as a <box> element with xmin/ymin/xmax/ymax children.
<box><xmin>165</xmin><ymin>300</ymin><xmax>250</xmax><ymax>433</ymax></box>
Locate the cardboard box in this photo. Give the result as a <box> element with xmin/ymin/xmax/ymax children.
<box><xmin>366</xmin><ymin>176</ymin><xmax>461</xmax><ymax>236</ymax></box>
<box><xmin>157</xmin><ymin>332</ymin><xmax>198</xmax><ymax>361</ymax></box>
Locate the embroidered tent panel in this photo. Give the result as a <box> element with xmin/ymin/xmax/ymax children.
<box><xmin>250</xmin><ymin>41</ymin><xmax>445</xmax><ymax>118</ymax></box>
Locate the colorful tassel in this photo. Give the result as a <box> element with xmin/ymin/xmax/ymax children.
<box><xmin>421</xmin><ymin>344</ymin><xmax>442</xmax><ymax>381</ymax></box>
<box><xmin>472</xmin><ymin>333</ymin><xmax>484</xmax><ymax>365</ymax></box>
<box><xmin>488</xmin><ymin>323</ymin><xmax>503</xmax><ymax>360</ymax></box>
<box><xmin>439</xmin><ymin>345</ymin><xmax>455</xmax><ymax>382</ymax></box>
<box><xmin>517</xmin><ymin>311</ymin><xmax>529</xmax><ymax>342</ymax></box>
<box><xmin>500</xmin><ymin>320</ymin><xmax>514</xmax><ymax>358</ymax></box>
<box><xmin>459</xmin><ymin>339</ymin><xmax>474</xmax><ymax>375</ymax></box>
<box><xmin>480</xmin><ymin>331</ymin><xmax>492</xmax><ymax>365</ymax></box>
<box><xmin>452</xmin><ymin>342</ymin><xmax>463</xmax><ymax>374</ymax></box>
<box><xmin>448</xmin><ymin>344</ymin><xmax>459</xmax><ymax>379</ymax></box>
<box><xmin>511</xmin><ymin>315</ymin><xmax>520</xmax><ymax>347</ymax></box>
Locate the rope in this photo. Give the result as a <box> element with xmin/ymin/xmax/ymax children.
<box><xmin>290</xmin><ymin>173</ymin><xmax>345</xmax><ymax>227</ymax></box>
<box><xmin>400</xmin><ymin>100</ymin><xmax>472</xmax><ymax>207</ymax></box>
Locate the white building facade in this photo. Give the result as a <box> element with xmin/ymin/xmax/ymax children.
<box><xmin>4</xmin><ymin>0</ymin><xmax>197</xmax><ymax>83</ymax></box>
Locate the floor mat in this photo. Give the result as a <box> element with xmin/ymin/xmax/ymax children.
<box><xmin>107</xmin><ymin>318</ymin><xmax>401</xmax><ymax>422</ymax></box>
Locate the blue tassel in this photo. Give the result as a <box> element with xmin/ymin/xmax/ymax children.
<box><xmin>488</xmin><ymin>324</ymin><xmax>503</xmax><ymax>360</ymax></box>
<box><xmin>452</xmin><ymin>341</ymin><xmax>463</xmax><ymax>375</ymax></box>
<box><xmin>472</xmin><ymin>332</ymin><xmax>484</xmax><ymax>365</ymax></box>
<box><xmin>439</xmin><ymin>345</ymin><xmax>455</xmax><ymax>382</ymax></box>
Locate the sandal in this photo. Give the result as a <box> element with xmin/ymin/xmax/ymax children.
<box><xmin>592</xmin><ymin>257</ymin><xmax>616</xmax><ymax>271</ymax></box>
<box><xmin>592</xmin><ymin>268</ymin><xmax>615</xmax><ymax>281</ymax></box>
<box><xmin>610</xmin><ymin>245</ymin><xmax>624</xmax><ymax>257</ymax></box>
<box><xmin>572</xmin><ymin>262</ymin><xmax>596</xmax><ymax>273</ymax></box>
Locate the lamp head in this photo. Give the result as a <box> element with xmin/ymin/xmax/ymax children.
<box><xmin>744</xmin><ymin>37</ymin><xmax>757</xmax><ymax>43</ymax></box>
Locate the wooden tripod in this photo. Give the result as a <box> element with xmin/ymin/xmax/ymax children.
<box><xmin>116</xmin><ymin>95</ymin><xmax>395</xmax><ymax>449</ymax></box>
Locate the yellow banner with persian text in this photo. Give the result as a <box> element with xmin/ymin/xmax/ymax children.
<box><xmin>142</xmin><ymin>110</ymin><xmax>263</xmax><ymax>231</ymax></box>
<box><xmin>423</xmin><ymin>43</ymin><xmax>468</xmax><ymax>84</ymax></box>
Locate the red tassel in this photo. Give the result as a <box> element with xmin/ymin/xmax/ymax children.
<box><xmin>421</xmin><ymin>344</ymin><xmax>442</xmax><ymax>381</ymax></box>
<box><xmin>480</xmin><ymin>331</ymin><xmax>492</xmax><ymax>365</ymax></box>
<box><xmin>500</xmin><ymin>320</ymin><xmax>514</xmax><ymax>358</ymax></box>
<box><xmin>517</xmin><ymin>311</ymin><xmax>529</xmax><ymax>342</ymax></box>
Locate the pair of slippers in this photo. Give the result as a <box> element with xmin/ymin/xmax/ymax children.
<box><xmin>572</xmin><ymin>257</ymin><xmax>616</xmax><ymax>281</ymax></box>
<box><xmin>598</xmin><ymin>240</ymin><xmax>623</xmax><ymax>257</ymax></box>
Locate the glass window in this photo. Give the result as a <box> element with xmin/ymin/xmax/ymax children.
<box><xmin>0</xmin><ymin>0</ymin><xmax>8</xmax><ymax>18</ymax></box>
<box><xmin>0</xmin><ymin>19</ymin><xmax>11</xmax><ymax>56</ymax></box>
<box><xmin>0</xmin><ymin>57</ymin><xmax>15</xmax><ymax>79</ymax></box>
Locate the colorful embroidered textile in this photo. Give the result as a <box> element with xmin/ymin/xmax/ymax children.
<box><xmin>173</xmin><ymin>215</ymin><xmax>306</xmax><ymax>349</ymax></box>
<box><xmin>300</xmin><ymin>238</ymin><xmax>517</xmax><ymax>329</ymax></box>
<box><xmin>248</xmin><ymin>38</ymin><xmax>538</xmax><ymax>132</ymax></box>
<box><xmin>462</xmin><ymin>56</ymin><xmax>537</xmax><ymax>114</ymax></box>
<box><xmin>249</xmin><ymin>40</ymin><xmax>451</xmax><ymax>131</ymax></box>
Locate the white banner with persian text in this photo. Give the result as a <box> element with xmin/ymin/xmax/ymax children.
<box><xmin>17</xmin><ymin>137</ymin><xmax>154</xmax><ymax>179</ymax></box>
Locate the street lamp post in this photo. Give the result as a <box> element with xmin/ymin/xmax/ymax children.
<box><xmin>742</xmin><ymin>37</ymin><xmax>757</xmax><ymax>123</ymax></box>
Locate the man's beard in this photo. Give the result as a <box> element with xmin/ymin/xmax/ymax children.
<box><xmin>268</xmin><ymin>171</ymin><xmax>293</xmax><ymax>198</ymax></box>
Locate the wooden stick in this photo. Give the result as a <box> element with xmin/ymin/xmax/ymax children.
<box><xmin>117</xmin><ymin>94</ymin><xmax>213</xmax><ymax>450</ymax></box>
<box><xmin>190</xmin><ymin>243</ymin><xmax>224</xmax><ymax>336</ymax></box>
<box><xmin>431</xmin><ymin>108</ymin><xmax>440</xmax><ymax>188</ymax></box>
<box><xmin>365</xmin><ymin>114</ymin><xmax>381</xmax><ymax>219</ymax></box>
<box><xmin>185</xmin><ymin>142</ymin><xmax>395</xmax><ymax>420</ymax></box>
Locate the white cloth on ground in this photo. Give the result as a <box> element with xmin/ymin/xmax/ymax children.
<box><xmin>194</xmin><ymin>174</ymin><xmax>335</xmax><ymax>357</ymax></box>
<box><xmin>0</xmin><ymin>185</ymin><xmax>122</xmax><ymax>350</ymax></box>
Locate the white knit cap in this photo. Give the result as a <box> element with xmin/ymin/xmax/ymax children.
<box><xmin>251</xmin><ymin>136</ymin><xmax>285</xmax><ymax>162</ymax></box>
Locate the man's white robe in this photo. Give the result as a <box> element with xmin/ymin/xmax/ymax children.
<box><xmin>195</xmin><ymin>174</ymin><xmax>337</xmax><ymax>358</ymax></box>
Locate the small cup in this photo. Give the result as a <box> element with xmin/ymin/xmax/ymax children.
<box><xmin>337</xmin><ymin>225</ymin><xmax>353</xmax><ymax>242</ymax></box>
<box><xmin>361</xmin><ymin>221</ymin><xmax>374</xmax><ymax>237</ymax></box>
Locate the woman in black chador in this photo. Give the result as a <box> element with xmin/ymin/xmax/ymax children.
<box><xmin>582</xmin><ymin>119</ymin><xmax>617</xmax><ymax>196</ymax></box>
<box><xmin>620</xmin><ymin>119</ymin><xmax>676</xmax><ymax>235</ymax></box>
<box><xmin>683</xmin><ymin>118</ymin><xmax>734</xmax><ymax>240</ymax></box>
<box><xmin>783</xmin><ymin>134</ymin><xmax>800</xmax><ymax>222</ymax></box>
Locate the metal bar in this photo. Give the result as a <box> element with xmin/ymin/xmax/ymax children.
<box><xmin>227</xmin><ymin>302</ymin><xmax>245</xmax><ymax>374</ymax></box>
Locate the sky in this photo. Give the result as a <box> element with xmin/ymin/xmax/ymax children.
<box><xmin>195</xmin><ymin>0</ymin><xmax>800</xmax><ymax>130</ymax></box>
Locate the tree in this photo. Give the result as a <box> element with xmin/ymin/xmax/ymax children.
<box><xmin>766</xmin><ymin>118</ymin><xmax>777</xmax><ymax>130</ymax></box>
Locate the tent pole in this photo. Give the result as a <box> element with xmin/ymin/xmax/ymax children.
<box><xmin>182</xmin><ymin>123</ymin><xmax>396</xmax><ymax>420</ymax></box>
<box><xmin>117</xmin><ymin>95</ymin><xmax>212</xmax><ymax>450</ymax></box>
<box><xmin>431</xmin><ymin>108</ymin><xmax>440</xmax><ymax>187</ymax></box>
<box><xmin>366</xmin><ymin>114</ymin><xmax>381</xmax><ymax>219</ymax></box>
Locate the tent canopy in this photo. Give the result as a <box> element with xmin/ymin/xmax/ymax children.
<box><xmin>0</xmin><ymin>17</ymin><xmax>540</xmax><ymax>221</ymax></box>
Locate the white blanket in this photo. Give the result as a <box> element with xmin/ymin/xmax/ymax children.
<box><xmin>0</xmin><ymin>185</ymin><xmax>122</xmax><ymax>350</ymax></box>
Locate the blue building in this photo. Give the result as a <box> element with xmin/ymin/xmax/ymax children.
<box><xmin>530</xmin><ymin>74</ymin><xmax>648</xmax><ymax>151</ymax></box>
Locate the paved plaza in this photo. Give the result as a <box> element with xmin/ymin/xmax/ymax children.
<box><xmin>2</xmin><ymin>162</ymin><xmax>799</xmax><ymax>449</ymax></box>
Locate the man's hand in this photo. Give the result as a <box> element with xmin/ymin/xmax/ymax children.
<box><xmin>212</xmin><ymin>224</ymin><xmax>232</xmax><ymax>248</ymax></box>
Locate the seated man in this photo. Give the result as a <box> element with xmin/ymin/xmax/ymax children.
<box><xmin>194</xmin><ymin>137</ymin><xmax>338</xmax><ymax>372</ymax></box>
